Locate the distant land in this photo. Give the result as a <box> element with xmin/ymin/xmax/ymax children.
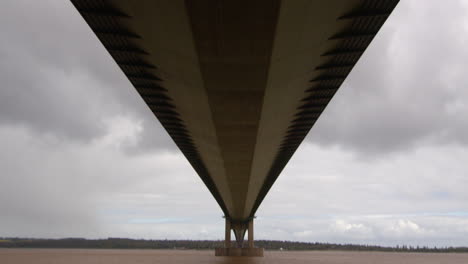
<box><xmin>1</xmin><ymin>238</ymin><xmax>467</xmax><ymax>253</ymax></box>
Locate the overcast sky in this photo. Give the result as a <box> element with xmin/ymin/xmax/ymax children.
<box><xmin>1</xmin><ymin>0</ymin><xmax>468</xmax><ymax>247</ymax></box>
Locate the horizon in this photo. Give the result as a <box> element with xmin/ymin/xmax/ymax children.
<box><xmin>2</xmin><ymin>237</ymin><xmax>468</xmax><ymax>250</ymax></box>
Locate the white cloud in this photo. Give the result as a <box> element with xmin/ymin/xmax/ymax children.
<box><xmin>256</xmin><ymin>142</ymin><xmax>468</xmax><ymax>246</ymax></box>
<box><xmin>389</xmin><ymin>220</ymin><xmax>424</xmax><ymax>235</ymax></box>
<box><xmin>98</xmin><ymin>116</ymin><xmax>143</xmax><ymax>149</ymax></box>
<box><xmin>330</xmin><ymin>220</ymin><xmax>374</xmax><ymax>240</ymax></box>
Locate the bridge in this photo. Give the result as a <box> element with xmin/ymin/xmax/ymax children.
<box><xmin>71</xmin><ymin>0</ymin><xmax>399</xmax><ymax>256</ymax></box>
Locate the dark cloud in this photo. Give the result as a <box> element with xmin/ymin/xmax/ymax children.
<box><xmin>309</xmin><ymin>0</ymin><xmax>468</xmax><ymax>155</ymax></box>
<box><xmin>0</xmin><ymin>0</ymin><xmax>176</xmax><ymax>152</ymax></box>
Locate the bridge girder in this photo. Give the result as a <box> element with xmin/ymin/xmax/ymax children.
<box><xmin>71</xmin><ymin>0</ymin><xmax>398</xmax><ymax>222</ymax></box>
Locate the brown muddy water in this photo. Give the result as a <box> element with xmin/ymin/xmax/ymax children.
<box><xmin>1</xmin><ymin>249</ymin><xmax>468</xmax><ymax>264</ymax></box>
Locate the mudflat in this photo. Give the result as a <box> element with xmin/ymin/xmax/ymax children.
<box><xmin>1</xmin><ymin>248</ymin><xmax>468</xmax><ymax>264</ymax></box>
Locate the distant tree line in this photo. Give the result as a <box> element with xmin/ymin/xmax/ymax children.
<box><xmin>0</xmin><ymin>238</ymin><xmax>467</xmax><ymax>253</ymax></box>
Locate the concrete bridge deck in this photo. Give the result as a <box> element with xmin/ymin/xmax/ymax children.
<box><xmin>71</xmin><ymin>0</ymin><xmax>399</xmax><ymax>256</ymax></box>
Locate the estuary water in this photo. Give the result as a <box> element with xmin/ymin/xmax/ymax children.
<box><xmin>1</xmin><ymin>248</ymin><xmax>468</xmax><ymax>264</ymax></box>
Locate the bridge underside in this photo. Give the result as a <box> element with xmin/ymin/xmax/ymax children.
<box><xmin>71</xmin><ymin>0</ymin><xmax>398</xmax><ymax>251</ymax></box>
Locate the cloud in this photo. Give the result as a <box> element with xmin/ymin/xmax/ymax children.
<box><xmin>0</xmin><ymin>0</ymin><xmax>176</xmax><ymax>153</ymax></box>
<box><xmin>331</xmin><ymin>220</ymin><xmax>371</xmax><ymax>235</ymax></box>
<box><xmin>387</xmin><ymin>220</ymin><xmax>425</xmax><ymax>236</ymax></box>
<box><xmin>256</xmin><ymin>143</ymin><xmax>468</xmax><ymax>246</ymax></box>
<box><xmin>0</xmin><ymin>120</ymin><xmax>223</xmax><ymax>239</ymax></box>
<box><xmin>310</xmin><ymin>0</ymin><xmax>468</xmax><ymax>155</ymax></box>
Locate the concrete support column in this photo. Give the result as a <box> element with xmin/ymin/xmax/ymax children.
<box><xmin>225</xmin><ymin>218</ymin><xmax>231</xmax><ymax>248</ymax></box>
<box><xmin>248</xmin><ymin>219</ymin><xmax>254</xmax><ymax>248</ymax></box>
<box><xmin>215</xmin><ymin>217</ymin><xmax>263</xmax><ymax>256</ymax></box>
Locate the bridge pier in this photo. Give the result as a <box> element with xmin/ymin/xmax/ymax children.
<box><xmin>225</xmin><ymin>217</ymin><xmax>231</xmax><ymax>248</ymax></box>
<box><xmin>215</xmin><ymin>217</ymin><xmax>264</xmax><ymax>257</ymax></box>
<box><xmin>248</xmin><ymin>217</ymin><xmax>254</xmax><ymax>248</ymax></box>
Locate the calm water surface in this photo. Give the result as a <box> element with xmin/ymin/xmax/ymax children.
<box><xmin>1</xmin><ymin>249</ymin><xmax>468</xmax><ymax>264</ymax></box>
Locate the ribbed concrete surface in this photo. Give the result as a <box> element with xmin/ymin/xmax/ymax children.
<box><xmin>71</xmin><ymin>0</ymin><xmax>399</xmax><ymax>221</ymax></box>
